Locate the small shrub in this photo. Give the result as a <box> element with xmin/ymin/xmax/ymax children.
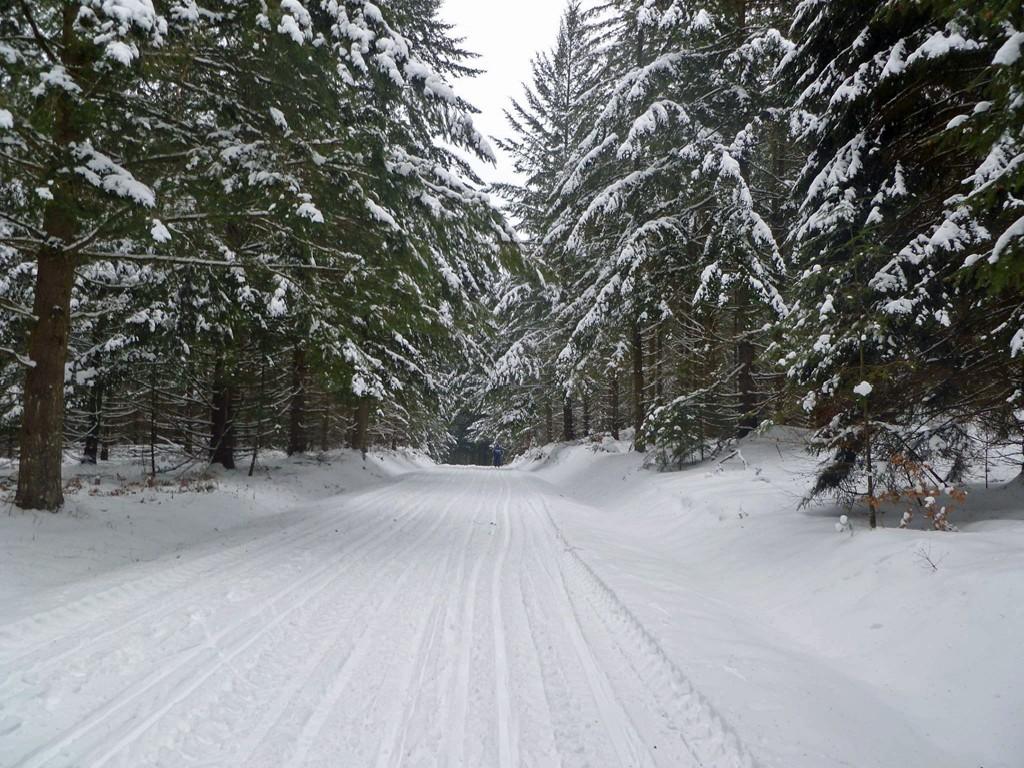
<box><xmin>873</xmin><ymin>454</ymin><xmax>964</xmax><ymax>532</ymax></box>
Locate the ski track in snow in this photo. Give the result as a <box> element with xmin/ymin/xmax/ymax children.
<box><xmin>0</xmin><ymin>467</ymin><xmax>756</xmax><ymax>768</ymax></box>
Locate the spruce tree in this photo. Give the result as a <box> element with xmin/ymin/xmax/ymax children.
<box><xmin>0</xmin><ymin>1</ymin><xmax>518</xmax><ymax>506</ymax></box>
<box><xmin>473</xmin><ymin>0</ymin><xmax>608</xmax><ymax>450</ymax></box>
<box><xmin>780</xmin><ymin>0</ymin><xmax>1019</xmax><ymax>508</ymax></box>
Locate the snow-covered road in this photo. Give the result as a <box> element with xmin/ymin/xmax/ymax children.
<box><xmin>0</xmin><ymin>467</ymin><xmax>753</xmax><ymax>768</ymax></box>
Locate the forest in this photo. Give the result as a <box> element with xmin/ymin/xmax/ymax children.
<box><xmin>2</xmin><ymin>2</ymin><xmax>1023</xmax><ymax>766</ymax></box>
<box><xmin>1</xmin><ymin>0</ymin><xmax>1022</xmax><ymax>516</ymax></box>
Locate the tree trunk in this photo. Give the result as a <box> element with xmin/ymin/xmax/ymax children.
<box><xmin>861</xmin><ymin>343</ymin><xmax>877</xmax><ymax>529</ymax></box>
<box><xmin>320</xmin><ymin>393</ymin><xmax>330</xmax><ymax>452</ymax></box>
<box><xmin>130</xmin><ymin>406</ymin><xmax>141</xmax><ymax>447</ymax></box>
<box><xmin>582</xmin><ymin>396</ymin><xmax>591</xmax><ymax>437</ymax></box>
<box><xmin>609</xmin><ymin>372</ymin><xmax>620</xmax><ymax>440</ymax></box>
<box><xmin>632</xmin><ymin>324</ymin><xmax>646</xmax><ymax>452</ymax></box>
<box><xmin>287</xmin><ymin>345</ymin><xmax>307</xmax><ymax>455</ymax></box>
<box><xmin>149</xmin><ymin>364</ymin><xmax>158</xmax><ymax>479</ymax></box>
<box><xmin>544</xmin><ymin>399</ymin><xmax>554</xmax><ymax>444</ymax></box>
<box><xmin>655</xmin><ymin>325</ymin><xmax>665</xmax><ymax>407</ymax></box>
<box><xmin>16</xmin><ymin>252</ymin><xmax>76</xmax><ymax>510</ymax></box>
<box><xmin>562</xmin><ymin>396</ymin><xmax>575</xmax><ymax>441</ymax></box>
<box><xmin>83</xmin><ymin>379</ymin><xmax>104</xmax><ymax>464</ymax></box>
<box><xmin>735</xmin><ymin>282</ymin><xmax>757</xmax><ymax>438</ymax></box>
<box><xmin>356</xmin><ymin>398</ymin><xmax>370</xmax><ymax>458</ymax></box>
<box><xmin>209</xmin><ymin>358</ymin><xmax>235</xmax><ymax>469</ymax></box>
<box><xmin>698</xmin><ymin>314</ymin><xmax>714</xmax><ymax>461</ymax></box>
<box><xmin>15</xmin><ymin>4</ymin><xmax>83</xmax><ymax>510</ymax></box>
<box><xmin>736</xmin><ymin>334</ymin><xmax>758</xmax><ymax>437</ymax></box>
<box><xmin>249</xmin><ymin>356</ymin><xmax>266</xmax><ymax>477</ymax></box>
<box><xmin>183</xmin><ymin>380</ymin><xmax>194</xmax><ymax>456</ymax></box>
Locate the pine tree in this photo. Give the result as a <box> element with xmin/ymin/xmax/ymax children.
<box><xmin>541</xmin><ymin>1</ymin><xmax>794</xmax><ymax>458</ymax></box>
<box><xmin>938</xmin><ymin>1</ymin><xmax>1023</xmax><ymax>360</ymax></box>
<box><xmin>0</xmin><ymin>1</ymin><xmax>518</xmax><ymax>507</ymax></box>
<box><xmin>779</xmin><ymin>0</ymin><xmax>1020</xmax><ymax>510</ymax></box>
<box><xmin>495</xmin><ymin>0</ymin><xmax>608</xmax><ymax>240</ymax></box>
<box><xmin>642</xmin><ymin>1</ymin><xmax>795</xmax><ymax>465</ymax></box>
<box><xmin>472</xmin><ymin>0</ymin><xmax>608</xmax><ymax>450</ymax></box>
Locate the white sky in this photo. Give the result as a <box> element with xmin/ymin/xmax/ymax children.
<box><xmin>441</xmin><ymin>0</ymin><xmax>568</xmax><ymax>188</ymax></box>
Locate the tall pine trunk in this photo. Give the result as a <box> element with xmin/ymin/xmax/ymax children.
<box><xmin>148</xmin><ymin>364</ymin><xmax>158</xmax><ymax>479</ymax></box>
<box><xmin>736</xmin><ymin>334</ymin><xmax>758</xmax><ymax>437</ymax></box>
<box><xmin>319</xmin><ymin>393</ymin><xmax>330</xmax><ymax>452</ymax></box>
<box><xmin>562</xmin><ymin>396</ymin><xmax>575</xmax><ymax>441</ymax></box>
<box><xmin>735</xmin><ymin>284</ymin><xmax>758</xmax><ymax>438</ymax></box>
<box><xmin>609</xmin><ymin>372</ymin><xmax>620</xmax><ymax>440</ymax></box>
<box><xmin>732</xmin><ymin>11</ymin><xmax>758</xmax><ymax>441</ymax></box>
<box><xmin>249</xmin><ymin>355</ymin><xmax>266</xmax><ymax>477</ymax></box>
<box><xmin>16</xmin><ymin>5</ymin><xmax>84</xmax><ymax>510</ymax></box>
<box><xmin>16</xmin><ymin>252</ymin><xmax>76</xmax><ymax>509</ymax></box>
<box><xmin>355</xmin><ymin>398</ymin><xmax>370</xmax><ymax>457</ymax></box>
<box><xmin>655</xmin><ymin>326</ymin><xmax>665</xmax><ymax>407</ymax></box>
<box><xmin>209</xmin><ymin>357</ymin><xmax>235</xmax><ymax>469</ymax></box>
<box><xmin>288</xmin><ymin>345</ymin><xmax>307</xmax><ymax>455</ymax></box>
<box><xmin>632</xmin><ymin>324</ymin><xmax>646</xmax><ymax>452</ymax></box>
<box><xmin>347</xmin><ymin>406</ymin><xmax>358</xmax><ymax>449</ymax></box>
<box><xmin>83</xmin><ymin>379</ymin><xmax>104</xmax><ymax>464</ymax></box>
<box><xmin>183</xmin><ymin>379</ymin><xmax>194</xmax><ymax>457</ymax></box>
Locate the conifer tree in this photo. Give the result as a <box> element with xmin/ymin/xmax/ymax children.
<box><xmin>472</xmin><ymin>0</ymin><xmax>608</xmax><ymax>449</ymax></box>
<box><xmin>780</xmin><ymin>0</ymin><xmax>1020</xmax><ymax>506</ymax></box>
<box><xmin>542</xmin><ymin>1</ymin><xmax>793</xmax><ymax>457</ymax></box>
<box><xmin>0</xmin><ymin>0</ymin><xmax>517</xmax><ymax>508</ymax></box>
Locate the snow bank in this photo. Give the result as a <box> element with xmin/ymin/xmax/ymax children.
<box><xmin>517</xmin><ymin>429</ymin><xmax>1024</xmax><ymax>768</ymax></box>
<box><xmin>0</xmin><ymin>449</ymin><xmax>430</xmax><ymax>620</ymax></box>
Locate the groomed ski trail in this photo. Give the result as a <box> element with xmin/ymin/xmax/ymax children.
<box><xmin>0</xmin><ymin>467</ymin><xmax>756</xmax><ymax>768</ymax></box>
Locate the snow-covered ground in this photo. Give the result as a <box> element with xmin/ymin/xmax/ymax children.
<box><xmin>0</xmin><ymin>449</ymin><xmax>432</xmax><ymax>615</ymax></box>
<box><xmin>1</xmin><ymin>435</ymin><xmax>1020</xmax><ymax>767</ymax></box>
<box><xmin>517</xmin><ymin>430</ymin><xmax>1024</xmax><ymax>767</ymax></box>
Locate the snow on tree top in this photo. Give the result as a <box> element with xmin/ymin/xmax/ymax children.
<box><xmin>74</xmin><ymin>143</ymin><xmax>156</xmax><ymax>207</ymax></box>
<box><xmin>993</xmin><ymin>30</ymin><xmax>1023</xmax><ymax>66</ymax></box>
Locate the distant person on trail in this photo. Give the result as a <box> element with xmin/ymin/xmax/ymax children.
<box><xmin>492</xmin><ymin>443</ymin><xmax>504</xmax><ymax>468</ymax></box>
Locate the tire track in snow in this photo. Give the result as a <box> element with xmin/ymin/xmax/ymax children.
<box><xmin>4</xmin><ymin>466</ymin><xmax>762</xmax><ymax>768</ymax></box>
<box><xmin>279</xmin><ymin>474</ymin><xmax>470</xmax><ymax>768</ymax></box>
<box><xmin>486</xmin><ymin>473</ymin><xmax>562</xmax><ymax>768</ymax></box>
<box><xmin>523</xmin><ymin>493</ymin><xmax>658</xmax><ymax>768</ymax></box>
<box><xmin>425</xmin><ymin>493</ymin><xmax>487</xmax><ymax>768</ymax></box>
<box><xmin>100</xmin><ymin>487</ymin><xmax>452</xmax><ymax>768</ymax></box>
<box><xmin>0</xmin><ymin>480</ymin><xmax>408</xmax><ymax>677</ymax></box>
<box><xmin>439</xmin><ymin>471</ymin><xmax>503</xmax><ymax>768</ymax></box>
<box><xmin>9</xmin><ymin>483</ymin><xmax>436</xmax><ymax>768</ymax></box>
<box><xmin>1</xmin><ymin>481</ymin><xmax>413</xmax><ymax>725</ymax></box>
<box><xmin>371</xmin><ymin>599</ymin><xmax>450</xmax><ymax>768</ymax></box>
<box><xmin>0</xmin><ymin>478</ymin><xmax>406</xmax><ymax>641</ymax></box>
<box><xmin>157</xmin><ymin>474</ymin><xmax>469</xmax><ymax>768</ymax></box>
<box><xmin>534</xmin><ymin>490</ymin><xmax>759</xmax><ymax>768</ymax></box>
<box><xmin>490</xmin><ymin>473</ymin><xmax>518</xmax><ymax>768</ymax></box>
<box><xmin>519</xmin><ymin>548</ymin><xmax>617</xmax><ymax>767</ymax></box>
<box><xmin>370</xmin><ymin>474</ymin><xmax>484</xmax><ymax>768</ymax></box>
